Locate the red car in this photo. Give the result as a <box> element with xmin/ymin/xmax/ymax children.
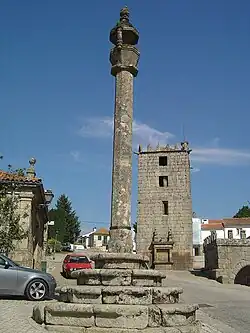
<box><xmin>62</xmin><ymin>253</ymin><xmax>93</xmax><ymax>278</ymax></box>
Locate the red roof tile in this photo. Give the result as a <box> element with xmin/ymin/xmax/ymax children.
<box><xmin>93</xmin><ymin>228</ymin><xmax>110</xmax><ymax>235</ymax></box>
<box><xmin>201</xmin><ymin>218</ymin><xmax>250</xmax><ymax>230</ymax></box>
<box><xmin>0</xmin><ymin>170</ymin><xmax>41</xmax><ymax>184</ymax></box>
<box><xmin>208</xmin><ymin>219</ymin><xmax>222</xmax><ymax>224</ymax></box>
<box><xmin>223</xmin><ymin>218</ymin><xmax>250</xmax><ymax>226</ymax></box>
<box><xmin>201</xmin><ymin>223</ymin><xmax>223</xmax><ymax>230</ymax></box>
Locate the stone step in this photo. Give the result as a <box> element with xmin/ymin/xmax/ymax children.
<box><xmin>71</xmin><ymin>268</ymin><xmax>166</xmax><ymax>287</ymax></box>
<box><xmin>33</xmin><ymin>303</ymin><xmax>199</xmax><ymax>330</ymax></box>
<box><xmin>44</xmin><ymin>324</ymin><xmax>202</xmax><ymax>332</ymax></box>
<box><xmin>56</xmin><ymin>285</ymin><xmax>183</xmax><ymax>305</ymax></box>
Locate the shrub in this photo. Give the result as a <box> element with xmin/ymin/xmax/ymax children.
<box><xmin>47</xmin><ymin>238</ymin><xmax>62</xmax><ymax>252</ymax></box>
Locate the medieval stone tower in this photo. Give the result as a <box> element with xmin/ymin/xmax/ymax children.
<box><xmin>136</xmin><ymin>142</ymin><xmax>193</xmax><ymax>270</ymax></box>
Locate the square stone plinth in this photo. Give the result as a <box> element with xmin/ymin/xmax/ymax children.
<box><xmin>94</xmin><ymin>304</ymin><xmax>148</xmax><ymax>329</ymax></box>
<box><xmin>44</xmin><ymin>303</ymin><xmax>94</xmax><ymax>327</ymax></box>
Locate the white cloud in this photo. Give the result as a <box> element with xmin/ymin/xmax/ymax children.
<box><xmin>78</xmin><ymin>118</ymin><xmax>113</xmax><ymax>138</ymax></box>
<box><xmin>70</xmin><ymin>150</ymin><xmax>82</xmax><ymax>162</ymax></box>
<box><xmin>78</xmin><ymin>117</ymin><xmax>174</xmax><ymax>149</ymax></box>
<box><xmin>191</xmin><ymin>147</ymin><xmax>250</xmax><ymax>166</ymax></box>
<box><xmin>77</xmin><ymin>117</ymin><xmax>250</xmax><ymax>166</ymax></box>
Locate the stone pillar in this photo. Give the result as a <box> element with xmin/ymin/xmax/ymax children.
<box><xmin>11</xmin><ymin>191</ymin><xmax>34</xmax><ymax>267</ymax></box>
<box><xmin>108</xmin><ymin>7</ymin><xmax>140</xmax><ymax>253</ymax></box>
<box><xmin>43</xmin><ymin>222</ymin><xmax>48</xmax><ymax>255</ymax></box>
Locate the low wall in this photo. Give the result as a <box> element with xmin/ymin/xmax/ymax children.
<box><xmin>203</xmin><ymin>236</ymin><xmax>250</xmax><ymax>284</ymax></box>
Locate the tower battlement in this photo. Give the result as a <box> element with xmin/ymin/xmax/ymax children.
<box><xmin>138</xmin><ymin>141</ymin><xmax>192</xmax><ymax>154</ymax></box>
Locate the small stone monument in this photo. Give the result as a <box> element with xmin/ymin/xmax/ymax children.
<box><xmin>32</xmin><ymin>8</ymin><xmax>203</xmax><ymax>332</ymax></box>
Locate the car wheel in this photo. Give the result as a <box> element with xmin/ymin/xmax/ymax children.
<box><xmin>25</xmin><ymin>279</ymin><xmax>48</xmax><ymax>301</ymax></box>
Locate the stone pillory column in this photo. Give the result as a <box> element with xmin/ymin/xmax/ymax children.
<box><xmin>109</xmin><ymin>7</ymin><xmax>140</xmax><ymax>253</ymax></box>
<box><xmin>33</xmin><ymin>9</ymin><xmax>203</xmax><ymax>331</ymax></box>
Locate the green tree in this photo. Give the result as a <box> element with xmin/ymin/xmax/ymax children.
<box><xmin>0</xmin><ymin>168</ymin><xmax>28</xmax><ymax>254</ymax></box>
<box><xmin>48</xmin><ymin>194</ymin><xmax>81</xmax><ymax>244</ymax></box>
<box><xmin>234</xmin><ymin>205</ymin><xmax>250</xmax><ymax>218</ymax></box>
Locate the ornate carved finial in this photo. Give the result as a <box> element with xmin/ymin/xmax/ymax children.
<box><xmin>156</xmin><ymin>143</ymin><xmax>160</xmax><ymax>151</ymax></box>
<box><xmin>120</xmin><ymin>6</ymin><xmax>130</xmax><ymax>23</ymax></box>
<box><xmin>138</xmin><ymin>144</ymin><xmax>142</xmax><ymax>153</ymax></box>
<box><xmin>110</xmin><ymin>7</ymin><xmax>139</xmax><ymax>48</ymax></box>
<box><xmin>26</xmin><ymin>157</ymin><xmax>36</xmax><ymax>179</ymax></box>
<box><xmin>147</xmin><ymin>144</ymin><xmax>152</xmax><ymax>151</ymax></box>
<box><xmin>29</xmin><ymin>157</ymin><xmax>36</xmax><ymax>167</ymax></box>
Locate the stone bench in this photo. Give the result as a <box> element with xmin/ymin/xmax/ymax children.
<box><xmin>56</xmin><ymin>285</ymin><xmax>183</xmax><ymax>305</ymax></box>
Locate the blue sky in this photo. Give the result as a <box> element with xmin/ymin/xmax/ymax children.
<box><xmin>1</xmin><ymin>1</ymin><xmax>250</xmax><ymax>233</ymax></box>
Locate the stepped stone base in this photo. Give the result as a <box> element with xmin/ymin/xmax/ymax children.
<box><xmin>56</xmin><ymin>285</ymin><xmax>183</xmax><ymax>305</ymax></box>
<box><xmin>71</xmin><ymin>269</ymin><xmax>166</xmax><ymax>287</ymax></box>
<box><xmin>33</xmin><ymin>303</ymin><xmax>200</xmax><ymax>332</ymax></box>
<box><xmin>33</xmin><ymin>252</ymin><xmax>201</xmax><ymax>332</ymax></box>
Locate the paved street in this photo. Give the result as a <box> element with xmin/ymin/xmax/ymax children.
<box><xmin>163</xmin><ymin>271</ymin><xmax>250</xmax><ymax>333</ymax></box>
<box><xmin>0</xmin><ymin>253</ymin><xmax>249</xmax><ymax>332</ymax></box>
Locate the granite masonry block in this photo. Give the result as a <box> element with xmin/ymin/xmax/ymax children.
<box><xmin>94</xmin><ymin>304</ymin><xmax>148</xmax><ymax>329</ymax></box>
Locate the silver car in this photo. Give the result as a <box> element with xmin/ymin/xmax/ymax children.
<box><xmin>0</xmin><ymin>254</ymin><xmax>56</xmax><ymax>301</ymax></box>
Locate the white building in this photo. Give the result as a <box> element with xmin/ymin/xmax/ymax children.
<box><xmin>192</xmin><ymin>217</ymin><xmax>250</xmax><ymax>252</ymax></box>
<box><xmin>201</xmin><ymin>218</ymin><xmax>250</xmax><ymax>242</ymax></box>
<box><xmin>89</xmin><ymin>228</ymin><xmax>110</xmax><ymax>251</ymax></box>
<box><xmin>77</xmin><ymin>227</ymin><xmax>97</xmax><ymax>249</ymax></box>
<box><xmin>192</xmin><ymin>217</ymin><xmax>250</xmax><ymax>270</ymax></box>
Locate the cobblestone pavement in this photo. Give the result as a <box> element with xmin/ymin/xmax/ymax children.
<box><xmin>0</xmin><ymin>299</ymin><xmax>53</xmax><ymax>333</ymax></box>
<box><xmin>0</xmin><ymin>254</ymin><xmax>248</xmax><ymax>332</ymax></box>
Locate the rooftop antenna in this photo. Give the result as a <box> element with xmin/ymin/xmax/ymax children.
<box><xmin>182</xmin><ymin>123</ymin><xmax>186</xmax><ymax>142</ymax></box>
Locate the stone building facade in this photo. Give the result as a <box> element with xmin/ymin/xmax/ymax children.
<box><xmin>136</xmin><ymin>142</ymin><xmax>193</xmax><ymax>270</ymax></box>
<box><xmin>203</xmin><ymin>234</ymin><xmax>250</xmax><ymax>285</ymax></box>
<box><xmin>0</xmin><ymin>159</ymin><xmax>53</xmax><ymax>269</ymax></box>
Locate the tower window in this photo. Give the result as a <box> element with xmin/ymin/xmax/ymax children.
<box><xmin>163</xmin><ymin>201</ymin><xmax>168</xmax><ymax>215</ymax></box>
<box><xmin>159</xmin><ymin>156</ymin><xmax>168</xmax><ymax>166</ymax></box>
<box><xmin>159</xmin><ymin>176</ymin><xmax>168</xmax><ymax>187</ymax></box>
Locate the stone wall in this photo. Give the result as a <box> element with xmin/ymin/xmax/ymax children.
<box><xmin>136</xmin><ymin>144</ymin><xmax>193</xmax><ymax>270</ymax></box>
<box><xmin>203</xmin><ymin>235</ymin><xmax>250</xmax><ymax>284</ymax></box>
<box><xmin>10</xmin><ymin>188</ymin><xmax>47</xmax><ymax>269</ymax></box>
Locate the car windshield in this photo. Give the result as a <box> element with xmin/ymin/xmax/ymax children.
<box><xmin>69</xmin><ymin>256</ymin><xmax>89</xmax><ymax>263</ymax></box>
<box><xmin>0</xmin><ymin>254</ymin><xmax>19</xmax><ymax>266</ymax></box>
